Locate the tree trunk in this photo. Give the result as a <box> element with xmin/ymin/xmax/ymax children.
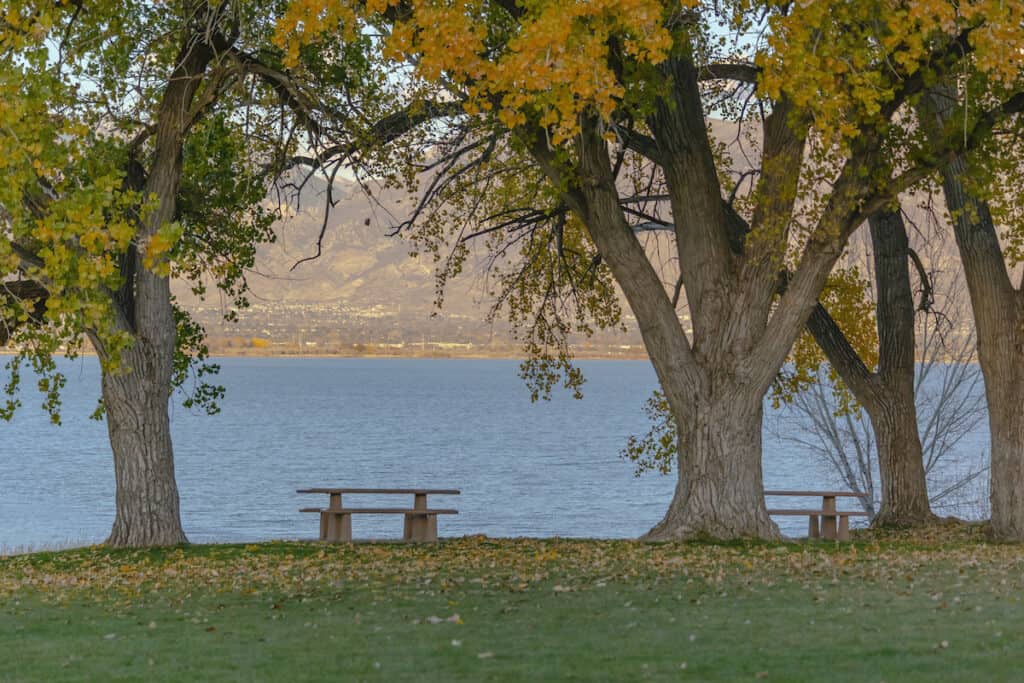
<box><xmin>96</xmin><ymin>24</ymin><xmax>219</xmax><ymax>547</ymax></box>
<box><xmin>920</xmin><ymin>87</ymin><xmax>1024</xmax><ymax>539</ymax></box>
<box><xmin>645</xmin><ymin>389</ymin><xmax>779</xmax><ymax>540</ymax></box>
<box><xmin>942</xmin><ymin>153</ymin><xmax>1024</xmax><ymax>539</ymax></box>
<box><xmin>866</xmin><ymin>211</ymin><xmax>933</xmax><ymax>526</ymax></box>
<box><xmin>987</xmin><ymin>387</ymin><xmax>1024</xmax><ymax>539</ymax></box>
<box><xmin>804</xmin><ymin>210</ymin><xmax>934</xmax><ymax>526</ymax></box>
<box><xmin>103</xmin><ymin>340</ymin><xmax>186</xmax><ymax>546</ymax></box>
<box><xmin>560</xmin><ymin>119</ymin><xmax>780</xmax><ymax>541</ymax></box>
<box><xmin>101</xmin><ymin>208</ymin><xmax>183</xmax><ymax>546</ymax></box>
<box><xmin>867</xmin><ymin>400</ymin><xmax>932</xmax><ymax>526</ymax></box>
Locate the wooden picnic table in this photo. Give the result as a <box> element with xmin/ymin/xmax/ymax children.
<box><xmin>297</xmin><ymin>488</ymin><xmax>460</xmax><ymax>542</ymax></box>
<box><xmin>764</xmin><ymin>490</ymin><xmax>868</xmax><ymax>540</ymax></box>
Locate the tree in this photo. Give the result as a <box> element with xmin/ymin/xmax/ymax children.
<box><xmin>278</xmin><ymin>0</ymin><xmax>1024</xmax><ymax>539</ymax></box>
<box><xmin>918</xmin><ymin>84</ymin><xmax>1024</xmax><ymax>539</ymax></box>
<box><xmin>0</xmin><ymin>1</ymin><xmax>384</xmax><ymax>546</ymax></box>
<box><xmin>800</xmin><ymin>210</ymin><xmax>936</xmax><ymax>526</ymax></box>
<box><xmin>778</xmin><ymin>246</ymin><xmax>986</xmax><ymax>522</ymax></box>
<box><xmin>782</xmin><ymin>64</ymin><xmax>1024</xmax><ymax>535</ymax></box>
<box><xmin>626</xmin><ymin>209</ymin><xmax>942</xmax><ymax>528</ymax></box>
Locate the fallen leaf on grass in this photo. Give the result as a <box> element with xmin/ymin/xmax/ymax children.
<box><xmin>3</xmin><ymin>525</ymin><xmax>1019</xmax><ymax>610</ymax></box>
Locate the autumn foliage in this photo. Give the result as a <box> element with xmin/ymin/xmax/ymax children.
<box><xmin>270</xmin><ymin>1</ymin><xmax>1024</xmax><ymax>540</ymax></box>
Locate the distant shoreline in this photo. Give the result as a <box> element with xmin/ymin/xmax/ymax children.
<box><xmin>203</xmin><ymin>348</ymin><xmax>651</xmax><ymax>361</ymax></box>
<box><xmin>0</xmin><ymin>347</ymin><xmax>651</xmax><ymax>362</ymax></box>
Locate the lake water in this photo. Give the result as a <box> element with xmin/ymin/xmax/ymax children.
<box><xmin>1</xmin><ymin>357</ymin><xmax>990</xmax><ymax>551</ymax></box>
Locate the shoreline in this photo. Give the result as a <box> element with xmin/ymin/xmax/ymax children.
<box><xmin>0</xmin><ymin>348</ymin><xmax>651</xmax><ymax>362</ymax></box>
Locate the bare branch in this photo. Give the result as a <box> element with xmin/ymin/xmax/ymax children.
<box><xmin>699</xmin><ymin>62</ymin><xmax>759</xmax><ymax>84</ymax></box>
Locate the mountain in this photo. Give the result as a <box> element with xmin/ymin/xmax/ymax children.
<box><xmin>174</xmin><ymin>121</ymin><xmax>971</xmax><ymax>356</ymax></box>
<box><xmin>175</xmin><ymin>172</ymin><xmax>646</xmax><ymax>355</ymax></box>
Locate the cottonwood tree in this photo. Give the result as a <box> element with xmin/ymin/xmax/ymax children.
<box><xmin>917</xmin><ymin>83</ymin><xmax>1024</xmax><ymax>540</ymax></box>
<box><xmin>799</xmin><ymin>210</ymin><xmax>937</xmax><ymax>526</ymax></box>
<box><xmin>0</xmin><ymin>0</ymin><xmax>387</xmax><ymax>546</ymax></box>
<box><xmin>278</xmin><ymin>0</ymin><xmax>1024</xmax><ymax>539</ymax></box>
<box><xmin>778</xmin><ymin>242</ymin><xmax>986</xmax><ymax>522</ymax></box>
<box><xmin>624</xmin><ymin>246</ymin><xmax>931</xmax><ymax>528</ymax></box>
<box><xmin>783</xmin><ymin>64</ymin><xmax>1024</xmax><ymax>533</ymax></box>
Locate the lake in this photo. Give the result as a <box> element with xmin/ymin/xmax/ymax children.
<box><xmin>1</xmin><ymin>357</ymin><xmax>990</xmax><ymax>551</ymax></box>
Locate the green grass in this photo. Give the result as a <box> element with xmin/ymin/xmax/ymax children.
<box><xmin>1</xmin><ymin>531</ymin><xmax>1022</xmax><ymax>681</ymax></box>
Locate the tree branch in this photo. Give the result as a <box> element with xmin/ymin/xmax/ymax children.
<box><xmin>286</xmin><ymin>100</ymin><xmax>467</xmax><ymax>172</ymax></box>
<box><xmin>906</xmin><ymin>247</ymin><xmax>934</xmax><ymax>312</ymax></box>
<box><xmin>699</xmin><ymin>62</ymin><xmax>759</xmax><ymax>84</ymax></box>
<box><xmin>0</xmin><ymin>279</ymin><xmax>48</xmax><ymax>346</ymax></box>
<box><xmin>231</xmin><ymin>48</ymin><xmax>326</xmax><ymax>138</ymax></box>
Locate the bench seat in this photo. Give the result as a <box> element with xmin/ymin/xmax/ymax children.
<box><xmin>301</xmin><ymin>507</ymin><xmax>458</xmax><ymax>514</ymax></box>
<box><xmin>298</xmin><ymin>488</ymin><xmax>460</xmax><ymax>495</ymax></box>
<box><xmin>301</xmin><ymin>507</ymin><xmax>457</xmax><ymax>542</ymax></box>
<box><xmin>767</xmin><ymin>509</ymin><xmax>869</xmax><ymax>516</ymax></box>
<box><xmin>767</xmin><ymin>508</ymin><xmax>868</xmax><ymax>541</ymax></box>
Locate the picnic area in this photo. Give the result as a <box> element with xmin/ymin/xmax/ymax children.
<box><xmin>6</xmin><ymin>0</ymin><xmax>1024</xmax><ymax>680</ymax></box>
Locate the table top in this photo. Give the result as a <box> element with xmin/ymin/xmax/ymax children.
<box><xmin>297</xmin><ymin>488</ymin><xmax>461</xmax><ymax>495</ymax></box>
<box><xmin>764</xmin><ymin>490</ymin><xmax>863</xmax><ymax>497</ymax></box>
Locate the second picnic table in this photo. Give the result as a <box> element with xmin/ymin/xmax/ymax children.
<box><xmin>297</xmin><ymin>488</ymin><xmax>460</xmax><ymax>542</ymax></box>
<box><xmin>765</xmin><ymin>490</ymin><xmax>868</xmax><ymax>540</ymax></box>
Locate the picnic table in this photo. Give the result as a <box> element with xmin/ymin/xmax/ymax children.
<box><xmin>297</xmin><ymin>488</ymin><xmax>460</xmax><ymax>542</ymax></box>
<box><xmin>764</xmin><ymin>490</ymin><xmax>869</xmax><ymax>540</ymax></box>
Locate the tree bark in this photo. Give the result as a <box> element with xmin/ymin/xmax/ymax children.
<box><xmin>922</xmin><ymin>88</ymin><xmax>1024</xmax><ymax>540</ymax></box>
<box><xmin>803</xmin><ymin>210</ymin><xmax>934</xmax><ymax>526</ymax></box>
<box><xmin>100</xmin><ymin>18</ymin><xmax>220</xmax><ymax>547</ymax></box>
<box><xmin>942</xmin><ymin>155</ymin><xmax>1024</xmax><ymax>539</ymax></box>
<box><xmin>103</xmin><ymin>341</ymin><xmax>186</xmax><ymax>546</ymax></box>
<box><xmin>868</xmin><ymin>401</ymin><xmax>932</xmax><ymax>525</ymax></box>
<box><xmin>865</xmin><ymin>211</ymin><xmax>933</xmax><ymax>525</ymax></box>
<box><xmin>103</xmin><ymin>146</ymin><xmax>183</xmax><ymax>546</ymax></box>
<box><xmin>645</xmin><ymin>388</ymin><xmax>778</xmax><ymax>540</ymax></box>
<box><xmin>986</xmin><ymin>387</ymin><xmax>1024</xmax><ymax>539</ymax></box>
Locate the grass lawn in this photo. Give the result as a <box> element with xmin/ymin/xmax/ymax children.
<box><xmin>1</xmin><ymin>525</ymin><xmax>1022</xmax><ymax>681</ymax></box>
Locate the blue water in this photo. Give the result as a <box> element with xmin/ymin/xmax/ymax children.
<box><xmin>0</xmin><ymin>357</ymin><xmax>988</xmax><ymax>550</ymax></box>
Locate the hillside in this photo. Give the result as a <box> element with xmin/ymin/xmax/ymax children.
<box><xmin>176</xmin><ymin>121</ymin><xmax>971</xmax><ymax>358</ymax></box>
<box><xmin>176</xmin><ymin>173</ymin><xmax>645</xmax><ymax>356</ymax></box>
